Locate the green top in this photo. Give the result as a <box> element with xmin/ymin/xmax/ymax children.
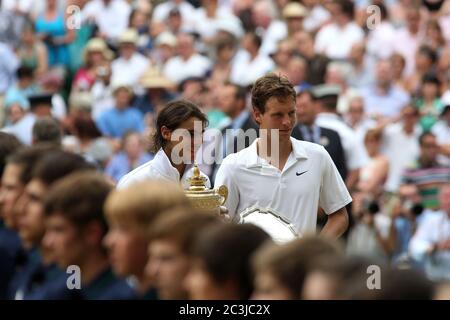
<box><xmin>18</xmin><ymin>45</ymin><xmax>39</xmax><ymax>71</ymax></box>
<box><xmin>415</xmin><ymin>98</ymin><xmax>444</xmax><ymax>132</ymax></box>
<box><xmin>207</xmin><ymin>109</ymin><xmax>230</xmax><ymax>129</ymax></box>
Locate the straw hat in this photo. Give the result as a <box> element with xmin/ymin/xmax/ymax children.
<box><xmin>155</xmin><ymin>31</ymin><xmax>177</xmax><ymax>48</ymax></box>
<box><xmin>111</xmin><ymin>81</ymin><xmax>134</xmax><ymax>95</ymax></box>
<box><xmin>282</xmin><ymin>2</ymin><xmax>308</xmax><ymax>19</ymax></box>
<box><xmin>139</xmin><ymin>67</ymin><xmax>174</xmax><ymax>90</ymax></box>
<box><xmin>83</xmin><ymin>38</ymin><xmax>114</xmax><ymax>61</ymax></box>
<box><xmin>69</xmin><ymin>91</ymin><xmax>93</xmax><ymax>112</ymax></box>
<box><xmin>118</xmin><ymin>28</ymin><xmax>139</xmax><ymax>45</ymax></box>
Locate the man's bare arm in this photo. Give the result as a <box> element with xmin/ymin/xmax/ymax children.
<box><xmin>320</xmin><ymin>206</ymin><xmax>349</xmax><ymax>239</ymax></box>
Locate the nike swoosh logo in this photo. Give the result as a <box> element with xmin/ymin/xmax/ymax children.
<box><xmin>296</xmin><ymin>171</ymin><xmax>308</xmax><ymax>176</ymax></box>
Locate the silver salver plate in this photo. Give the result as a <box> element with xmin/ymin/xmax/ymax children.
<box><xmin>239</xmin><ymin>206</ymin><xmax>300</xmax><ymax>243</ymax></box>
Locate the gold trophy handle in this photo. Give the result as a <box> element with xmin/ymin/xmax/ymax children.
<box><xmin>217</xmin><ymin>185</ymin><xmax>228</xmax><ymax>206</ymax></box>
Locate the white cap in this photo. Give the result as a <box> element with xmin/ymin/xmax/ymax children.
<box><xmin>118</xmin><ymin>28</ymin><xmax>139</xmax><ymax>45</ymax></box>
<box><xmin>155</xmin><ymin>31</ymin><xmax>177</xmax><ymax>47</ymax></box>
<box><xmin>216</xmin><ymin>17</ymin><xmax>244</xmax><ymax>39</ymax></box>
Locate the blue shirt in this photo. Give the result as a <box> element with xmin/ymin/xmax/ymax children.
<box><xmin>7</xmin><ymin>246</ymin><xmax>41</xmax><ymax>299</ymax></box>
<box><xmin>361</xmin><ymin>85</ymin><xmax>410</xmax><ymax>118</ymax></box>
<box><xmin>35</xmin><ymin>13</ymin><xmax>69</xmax><ymax>67</ymax></box>
<box><xmin>0</xmin><ymin>222</ymin><xmax>24</xmax><ymax>299</ymax></box>
<box><xmin>16</xmin><ymin>262</ymin><xmax>67</xmax><ymax>300</ymax></box>
<box><xmin>96</xmin><ymin>107</ymin><xmax>145</xmax><ymax>139</ymax></box>
<box><xmin>105</xmin><ymin>152</ymin><xmax>153</xmax><ymax>182</ymax></box>
<box><xmin>38</xmin><ymin>267</ymin><xmax>137</xmax><ymax>300</ymax></box>
<box><xmin>0</xmin><ymin>43</ymin><xmax>19</xmax><ymax>94</ymax></box>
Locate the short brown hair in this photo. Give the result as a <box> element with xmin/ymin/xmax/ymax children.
<box><xmin>193</xmin><ymin>223</ymin><xmax>271</xmax><ymax>299</ymax></box>
<box><xmin>251</xmin><ymin>74</ymin><xmax>296</xmax><ymax>113</ymax></box>
<box><xmin>150</xmin><ymin>208</ymin><xmax>220</xmax><ymax>254</ymax></box>
<box><xmin>252</xmin><ymin>236</ymin><xmax>343</xmax><ymax>298</ymax></box>
<box><xmin>104</xmin><ymin>180</ymin><xmax>191</xmax><ymax>236</ymax></box>
<box><xmin>7</xmin><ymin>145</ymin><xmax>57</xmax><ymax>185</ymax></box>
<box><xmin>32</xmin><ymin>150</ymin><xmax>94</xmax><ymax>186</ymax></box>
<box><xmin>0</xmin><ymin>132</ymin><xmax>22</xmax><ymax>176</ymax></box>
<box><xmin>44</xmin><ymin>171</ymin><xmax>112</xmax><ymax>233</ymax></box>
<box><xmin>364</xmin><ymin>128</ymin><xmax>382</xmax><ymax>144</ymax></box>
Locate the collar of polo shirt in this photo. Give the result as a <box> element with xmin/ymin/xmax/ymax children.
<box><xmin>151</xmin><ymin>148</ymin><xmax>181</xmax><ymax>180</ymax></box>
<box><xmin>244</xmin><ymin>137</ymin><xmax>309</xmax><ymax>168</ymax></box>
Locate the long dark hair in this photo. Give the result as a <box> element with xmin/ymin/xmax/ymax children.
<box><xmin>153</xmin><ymin>99</ymin><xmax>208</xmax><ymax>152</ymax></box>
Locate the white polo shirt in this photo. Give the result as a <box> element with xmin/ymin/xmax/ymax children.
<box><xmin>316</xmin><ymin>113</ymin><xmax>366</xmax><ymax>170</ymax></box>
<box><xmin>163</xmin><ymin>54</ymin><xmax>212</xmax><ymax>84</ymax></box>
<box><xmin>214</xmin><ymin>137</ymin><xmax>352</xmax><ymax>235</ymax></box>
<box><xmin>117</xmin><ymin>149</ymin><xmax>210</xmax><ymax>190</ymax></box>
<box><xmin>111</xmin><ymin>53</ymin><xmax>150</xmax><ymax>91</ymax></box>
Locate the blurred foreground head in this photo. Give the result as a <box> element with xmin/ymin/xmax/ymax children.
<box><xmin>186</xmin><ymin>223</ymin><xmax>271</xmax><ymax>300</ymax></box>
<box><xmin>252</xmin><ymin>236</ymin><xmax>344</xmax><ymax>300</ymax></box>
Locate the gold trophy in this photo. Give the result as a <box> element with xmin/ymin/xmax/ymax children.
<box><xmin>185</xmin><ymin>165</ymin><xmax>228</xmax><ymax>215</ymax></box>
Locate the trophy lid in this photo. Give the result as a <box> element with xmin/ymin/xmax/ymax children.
<box><xmin>187</xmin><ymin>164</ymin><xmax>208</xmax><ymax>192</ymax></box>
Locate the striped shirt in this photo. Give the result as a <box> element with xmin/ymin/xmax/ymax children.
<box><xmin>402</xmin><ymin>161</ymin><xmax>450</xmax><ymax>209</ymax></box>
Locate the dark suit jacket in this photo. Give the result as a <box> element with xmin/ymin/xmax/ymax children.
<box><xmin>210</xmin><ymin>113</ymin><xmax>259</xmax><ymax>183</ymax></box>
<box><xmin>291</xmin><ymin>124</ymin><xmax>348</xmax><ymax>180</ymax></box>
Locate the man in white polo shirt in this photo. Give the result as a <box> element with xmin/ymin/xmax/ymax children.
<box><xmin>215</xmin><ymin>74</ymin><xmax>351</xmax><ymax>238</ymax></box>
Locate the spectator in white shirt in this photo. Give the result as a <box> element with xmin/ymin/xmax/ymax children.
<box><xmin>324</xmin><ymin>61</ymin><xmax>358</xmax><ymax>114</ymax></box>
<box><xmin>302</xmin><ymin>0</ymin><xmax>331</xmax><ymax>32</ymax></box>
<box><xmin>111</xmin><ymin>29</ymin><xmax>150</xmax><ymax>93</ymax></box>
<box><xmin>150</xmin><ymin>32</ymin><xmax>178</xmax><ymax>68</ymax></box>
<box><xmin>409</xmin><ymin>184</ymin><xmax>450</xmax><ymax>281</ymax></box>
<box><xmin>3</xmin><ymin>93</ymin><xmax>53</xmax><ymax>145</ymax></box>
<box><xmin>379</xmin><ymin>105</ymin><xmax>422</xmax><ymax>193</ymax></box>
<box><xmin>230</xmin><ymin>32</ymin><xmax>275</xmax><ymax>87</ymax></box>
<box><xmin>164</xmin><ymin>33</ymin><xmax>212</xmax><ymax>86</ymax></box>
<box><xmin>193</xmin><ymin>0</ymin><xmax>241</xmax><ymax>43</ymax></box>
<box><xmin>432</xmin><ymin>105</ymin><xmax>450</xmax><ymax>166</ymax></box>
<box><xmin>360</xmin><ymin>59</ymin><xmax>410</xmax><ymax>119</ymax></box>
<box><xmin>393</xmin><ymin>6</ymin><xmax>424</xmax><ymax>77</ymax></box>
<box><xmin>251</xmin><ymin>0</ymin><xmax>287</xmax><ymax>56</ymax></box>
<box><xmin>345</xmin><ymin>96</ymin><xmax>376</xmax><ymax>151</ymax></box>
<box><xmin>166</xmin><ymin>7</ymin><xmax>184</xmax><ymax>36</ymax></box>
<box><xmin>83</xmin><ymin>0</ymin><xmax>131</xmax><ymax>44</ymax></box>
<box><xmin>314</xmin><ymin>85</ymin><xmax>365</xmax><ymax>190</ymax></box>
<box><xmin>314</xmin><ymin>0</ymin><xmax>364</xmax><ymax>60</ymax></box>
<box><xmin>365</xmin><ymin>2</ymin><xmax>396</xmax><ymax>60</ymax></box>
<box><xmin>90</xmin><ymin>62</ymin><xmax>114</xmax><ymax>120</ymax></box>
<box><xmin>1</xmin><ymin>0</ymin><xmax>34</xmax><ymax>14</ymax></box>
<box><xmin>152</xmin><ymin>0</ymin><xmax>196</xmax><ymax>31</ymax></box>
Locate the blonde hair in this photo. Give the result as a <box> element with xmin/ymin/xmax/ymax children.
<box><xmin>104</xmin><ymin>180</ymin><xmax>191</xmax><ymax>236</ymax></box>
